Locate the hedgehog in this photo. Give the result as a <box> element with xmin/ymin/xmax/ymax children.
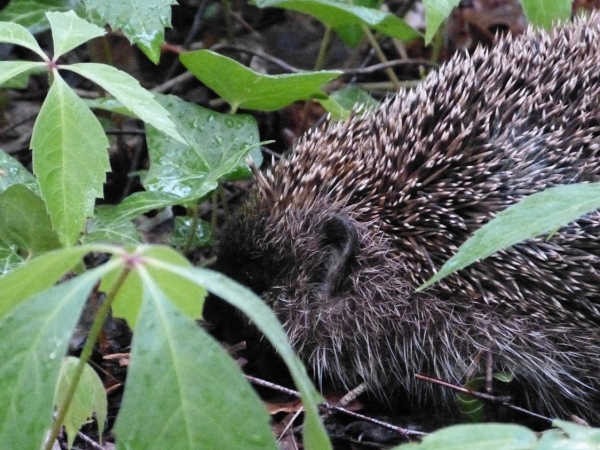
<box><xmin>215</xmin><ymin>11</ymin><xmax>600</xmax><ymax>421</ymax></box>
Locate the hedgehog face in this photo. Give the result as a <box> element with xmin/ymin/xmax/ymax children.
<box><xmin>218</xmin><ymin>203</ymin><xmax>364</xmax><ymax>308</ymax></box>
<box><xmin>217</xmin><ymin>201</ymin><xmax>425</xmax><ymax>387</ymax></box>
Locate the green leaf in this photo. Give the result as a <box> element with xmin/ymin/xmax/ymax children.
<box><xmin>330</xmin><ymin>85</ymin><xmax>379</xmax><ymax>110</ymax></box>
<box><xmin>144</xmin><ymin>94</ymin><xmax>261</xmax><ymax>198</ymax></box>
<box><xmin>31</xmin><ymin>72</ymin><xmax>110</xmax><ymax>246</ymax></box>
<box><xmin>0</xmin><ymin>242</ymin><xmax>24</xmax><ymax>275</ymax></box>
<box><xmin>0</xmin><ymin>184</ymin><xmax>61</xmax><ymax>255</ymax></box>
<box><xmin>456</xmin><ymin>374</ymin><xmax>511</xmax><ymax>422</ymax></box>
<box><xmin>319</xmin><ymin>85</ymin><xmax>379</xmax><ymax>120</ymax></box>
<box><xmin>0</xmin><ymin>149</ymin><xmax>38</xmax><ymax>194</ymax></box>
<box><xmin>332</xmin><ymin>21</ymin><xmax>365</xmax><ymax>47</ymax></box>
<box><xmin>0</xmin><ymin>0</ymin><xmax>80</xmax><ymax>34</ymax></box>
<box><xmin>0</xmin><ymin>61</ymin><xmax>46</xmax><ymax>87</ymax></box>
<box><xmin>46</xmin><ymin>10</ymin><xmax>105</xmax><ymax>59</ymax></box>
<box><xmin>0</xmin><ymin>61</ymin><xmax>48</xmax><ymax>89</ymax></box>
<box><xmin>114</xmin><ymin>271</ymin><xmax>277</xmax><ymax>450</ymax></box>
<box><xmin>64</xmin><ymin>63</ymin><xmax>185</xmax><ymax>143</ymax></box>
<box><xmin>169</xmin><ymin>216</ymin><xmax>214</xmax><ymax>249</ymax></box>
<box><xmin>254</xmin><ymin>0</ymin><xmax>420</xmax><ymax>43</ymax></box>
<box><xmin>537</xmin><ymin>420</ymin><xmax>600</xmax><ymax>448</ymax></box>
<box><xmin>222</xmin><ymin>143</ymin><xmax>263</xmax><ymax>181</ymax></box>
<box><xmin>420</xmin><ymin>183</ymin><xmax>600</xmax><ymax>290</ymax></box>
<box><xmin>103</xmin><ymin>246</ymin><xmax>205</xmax><ymax>328</ymax></box>
<box><xmin>393</xmin><ymin>424</ymin><xmax>536</xmax><ymax>450</ymax></box>
<box><xmin>84</xmin><ymin>97</ymin><xmax>136</xmax><ymax>117</ymax></box>
<box><xmin>521</xmin><ymin>0</ymin><xmax>571</xmax><ymax>29</ymax></box>
<box><xmin>82</xmin><ymin>205</ymin><xmax>141</xmax><ymax>245</ymax></box>
<box><xmin>112</xmin><ymin>191</ymin><xmax>184</xmax><ymax>221</ymax></box>
<box><xmin>55</xmin><ymin>356</ymin><xmax>107</xmax><ymax>449</ymax></box>
<box><xmin>142</xmin><ymin>260</ymin><xmax>331</xmax><ymax>450</ymax></box>
<box><xmin>0</xmin><ymin>246</ymin><xmax>90</xmax><ymax>318</ymax></box>
<box><xmin>0</xmin><ymin>20</ymin><xmax>46</xmax><ymax>57</ymax></box>
<box><xmin>0</xmin><ymin>269</ymin><xmax>104</xmax><ymax>449</ymax></box>
<box><xmin>82</xmin><ymin>0</ymin><xmax>176</xmax><ymax>63</ymax></box>
<box><xmin>180</xmin><ymin>50</ymin><xmax>341</xmax><ymax>111</ymax></box>
<box><xmin>423</xmin><ymin>0</ymin><xmax>460</xmax><ymax>44</ymax></box>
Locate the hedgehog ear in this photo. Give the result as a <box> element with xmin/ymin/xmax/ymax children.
<box><xmin>319</xmin><ymin>214</ymin><xmax>359</xmax><ymax>297</ymax></box>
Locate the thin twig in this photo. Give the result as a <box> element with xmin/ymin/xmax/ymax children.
<box><xmin>209</xmin><ymin>43</ymin><xmax>304</xmax><ymax>73</ymax></box>
<box><xmin>207</xmin><ymin>43</ymin><xmax>438</xmax><ymax>76</ymax></box>
<box><xmin>153</xmin><ymin>71</ymin><xmax>196</xmax><ymax>93</ymax></box>
<box><xmin>245</xmin><ymin>375</ymin><xmax>425</xmax><ymax>438</ymax></box>
<box><xmin>76</xmin><ymin>431</ymin><xmax>107</xmax><ymax>450</ymax></box>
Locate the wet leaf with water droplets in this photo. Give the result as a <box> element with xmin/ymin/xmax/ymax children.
<box><xmin>0</xmin><ymin>242</ymin><xmax>23</xmax><ymax>275</ymax></box>
<box><xmin>0</xmin><ymin>150</ymin><xmax>38</xmax><ymax>194</ymax></box>
<box><xmin>144</xmin><ymin>94</ymin><xmax>261</xmax><ymax>198</ymax></box>
<box><xmin>114</xmin><ymin>271</ymin><xmax>276</xmax><ymax>450</ymax></box>
<box><xmin>0</xmin><ymin>269</ymin><xmax>106</xmax><ymax>449</ymax></box>
<box><xmin>0</xmin><ymin>246</ymin><xmax>93</xmax><ymax>318</ymax></box>
<box><xmin>81</xmin><ymin>0</ymin><xmax>176</xmax><ymax>63</ymax></box>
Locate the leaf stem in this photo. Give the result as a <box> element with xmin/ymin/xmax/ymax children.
<box><xmin>44</xmin><ymin>265</ymin><xmax>132</xmax><ymax>450</ymax></box>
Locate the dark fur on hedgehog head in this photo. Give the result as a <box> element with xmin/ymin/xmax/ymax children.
<box><xmin>216</xmin><ymin>11</ymin><xmax>600</xmax><ymax>422</ymax></box>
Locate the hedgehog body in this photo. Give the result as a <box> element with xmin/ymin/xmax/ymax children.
<box><xmin>218</xmin><ymin>12</ymin><xmax>600</xmax><ymax>420</ymax></box>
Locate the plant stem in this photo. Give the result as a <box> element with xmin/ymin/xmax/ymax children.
<box><xmin>183</xmin><ymin>204</ymin><xmax>199</xmax><ymax>255</ymax></box>
<box><xmin>361</xmin><ymin>24</ymin><xmax>401</xmax><ymax>91</ymax></box>
<box><xmin>299</xmin><ymin>26</ymin><xmax>334</xmax><ymax>132</ymax></box>
<box><xmin>218</xmin><ymin>182</ymin><xmax>229</xmax><ymax>215</ymax></box>
<box><xmin>221</xmin><ymin>0</ymin><xmax>235</xmax><ymax>43</ymax></box>
<box><xmin>315</xmin><ymin>26</ymin><xmax>332</xmax><ymax>71</ymax></box>
<box><xmin>211</xmin><ymin>189</ymin><xmax>219</xmax><ymax>232</ymax></box>
<box><xmin>44</xmin><ymin>265</ymin><xmax>132</xmax><ymax>450</ymax></box>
